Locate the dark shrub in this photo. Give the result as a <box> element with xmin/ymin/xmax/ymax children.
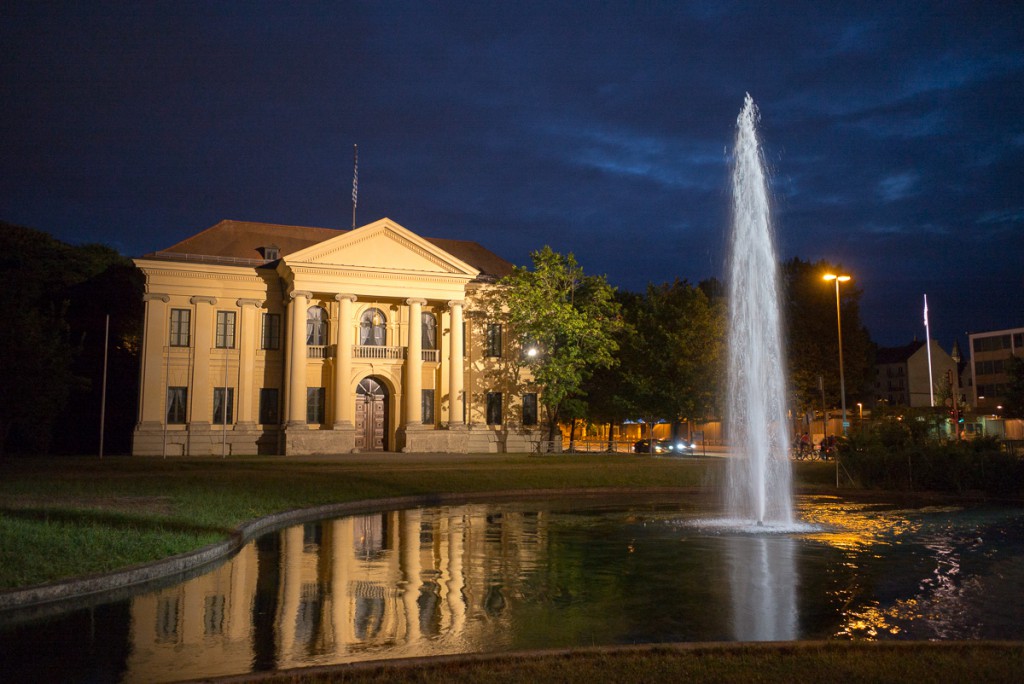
<box><xmin>841</xmin><ymin>431</ymin><xmax>1023</xmax><ymax>495</ymax></box>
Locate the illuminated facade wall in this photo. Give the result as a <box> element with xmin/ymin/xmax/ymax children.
<box><xmin>969</xmin><ymin>326</ymin><xmax>1024</xmax><ymax>413</ymax></box>
<box><xmin>132</xmin><ymin>218</ymin><xmax>541</xmax><ymax>454</ymax></box>
<box><xmin>872</xmin><ymin>339</ymin><xmax>957</xmax><ymax>408</ymax></box>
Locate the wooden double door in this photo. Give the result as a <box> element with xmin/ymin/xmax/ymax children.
<box><xmin>355</xmin><ymin>377</ymin><xmax>388</xmax><ymax>451</ymax></box>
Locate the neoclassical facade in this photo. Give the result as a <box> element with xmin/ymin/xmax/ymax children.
<box><xmin>133</xmin><ymin>218</ymin><xmax>541</xmax><ymax>455</ymax></box>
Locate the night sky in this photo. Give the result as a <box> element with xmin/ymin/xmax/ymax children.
<box><xmin>3</xmin><ymin>2</ymin><xmax>1022</xmax><ymax>348</ymax></box>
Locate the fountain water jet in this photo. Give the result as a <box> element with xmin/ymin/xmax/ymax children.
<box><xmin>725</xmin><ymin>94</ymin><xmax>793</xmax><ymax>526</ymax></box>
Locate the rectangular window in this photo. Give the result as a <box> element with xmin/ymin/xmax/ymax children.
<box><xmin>523</xmin><ymin>393</ymin><xmax>538</xmax><ymax>426</ymax></box>
<box><xmin>215</xmin><ymin>311</ymin><xmax>236</xmax><ymax>349</ymax></box>
<box><xmin>259</xmin><ymin>388</ymin><xmax>279</xmax><ymax>425</ymax></box>
<box><xmin>422</xmin><ymin>313</ymin><xmax>437</xmax><ymax>350</ymax></box>
<box><xmin>213</xmin><ymin>387</ymin><xmax>234</xmax><ymax>425</ymax></box>
<box><xmin>262</xmin><ymin>313</ymin><xmax>281</xmax><ymax>350</ymax></box>
<box><xmin>974</xmin><ymin>334</ymin><xmax>1011</xmax><ymax>353</ymax></box>
<box><xmin>167</xmin><ymin>387</ymin><xmax>187</xmax><ymax>424</ymax></box>
<box><xmin>169</xmin><ymin>309</ymin><xmax>191</xmax><ymax>347</ymax></box>
<box><xmin>486</xmin><ymin>391</ymin><xmax>502</xmax><ymax>425</ymax></box>
<box><xmin>486</xmin><ymin>323</ymin><xmax>502</xmax><ymax>357</ymax></box>
<box><xmin>422</xmin><ymin>389</ymin><xmax>434</xmax><ymax>425</ymax></box>
<box><xmin>306</xmin><ymin>387</ymin><xmax>325</xmax><ymax>424</ymax></box>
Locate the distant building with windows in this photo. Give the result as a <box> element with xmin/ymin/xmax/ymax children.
<box><xmin>132</xmin><ymin>218</ymin><xmax>540</xmax><ymax>456</ymax></box>
<box><xmin>872</xmin><ymin>339</ymin><xmax>958</xmax><ymax>408</ymax></box>
<box><xmin>969</xmin><ymin>326</ymin><xmax>1024</xmax><ymax>413</ymax></box>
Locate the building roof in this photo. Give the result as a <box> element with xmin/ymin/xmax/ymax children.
<box><xmin>144</xmin><ymin>219</ymin><xmax>516</xmax><ymax>281</ymax></box>
<box><xmin>875</xmin><ymin>340</ymin><xmax>925</xmax><ymax>365</ymax></box>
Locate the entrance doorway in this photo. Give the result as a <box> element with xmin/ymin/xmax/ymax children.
<box><xmin>355</xmin><ymin>377</ymin><xmax>388</xmax><ymax>451</ymax></box>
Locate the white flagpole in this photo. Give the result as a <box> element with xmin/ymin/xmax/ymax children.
<box><xmin>351</xmin><ymin>144</ymin><xmax>358</xmax><ymax>229</ymax></box>
<box><xmin>924</xmin><ymin>294</ymin><xmax>934</xmax><ymax>406</ymax></box>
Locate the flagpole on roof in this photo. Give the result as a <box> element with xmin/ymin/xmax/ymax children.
<box><xmin>352</xmin><ymin>144</ymin><xmax>358</xmax><ymax>230</ymax></box>
<box><xmin>924</xmin><ymin>294</ymin><xmax>935</xmax><ymax>406</ymax></box>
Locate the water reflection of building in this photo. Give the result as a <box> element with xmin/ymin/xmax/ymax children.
<box><xmin>126</xmin><ymin>506</ymin><xmax>545</xmax><ymax>682</ymax></box>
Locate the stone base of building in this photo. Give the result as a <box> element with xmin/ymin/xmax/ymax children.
<box><xmin>397</xmin><ymin>424</ymin><xmax>470</xmax><ymax>453</ymax></box>
<box><xmin>134</xmin><ymin>423</ymin><xmax>545</xmax><ymax>456</ymax></box>
<box><xmin>283</xmin><ymin>425</ymin><xmax>357</xmax><ymax>455</ymax></box>
<box><xmin>132</xmin><ymin>423</ymin><xmax>278</xmax><ymax>456</ymax></box>
<box><xmin>464</xmin><ymin>425</ymin><xmax>545</xmax><ymax>453</ymax></box>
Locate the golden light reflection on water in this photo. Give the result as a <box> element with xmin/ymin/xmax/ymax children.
<box><xmin>795</xmin><ymin>496</ymin><xmax>925</xmax><ymax>550</ymax></box>
<box><xmin>794</xmin><ymin>496</ymin><xmax>989</xmax><ymax>641</ymax></box>
<box><xmin>835</xmin><ymin>598</ymin><xmax>922</xmax><ymax>638</ymax></box>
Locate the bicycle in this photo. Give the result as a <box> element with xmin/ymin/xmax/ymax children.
<box><xmin>791</xmin><ymin>441</ymin><xmax>815</xmax><ymax>460</ymax></box>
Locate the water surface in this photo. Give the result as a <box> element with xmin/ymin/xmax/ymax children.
<box><xmin>2</xmin><ymin>494</ymin><xmax>1022</xmax><ymax>683</ymax></box>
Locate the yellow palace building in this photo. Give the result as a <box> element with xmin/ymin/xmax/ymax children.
<box><xmin>132</xmin><ymin>218</ymin><xmax>541</xmax><ymax>456</ymax></box>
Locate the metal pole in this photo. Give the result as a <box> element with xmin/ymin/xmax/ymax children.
<box><xmin>819</xmin><ymin>374</ymin><xmax>827</xmax><ymax>445</ymax></box>
<box><xmin>352</xmin><ymin>144</ymin><xmax>358</xmax><ymax>230</ymax></box>
<box><xmin>162</xmin><ymin>344</ymin><xmax>169</xmax><ymax>459</ymax></box>
<box><xmin>834</xmin><ymin>278</ymin><xmax>848</xmax><ymax>436</ymax></box>
<box><xmin>924</xmin><ymin>294</ymin><xmax>934</xmax><ymax>406</ymax></box>
<box><xmin>99</xmin><ymin>314</ymin><xmax>109</xmax><ymax>459</ymax></box>
<box><xmin>222</xmin><ymin>345</ymin><xmax>229</xmax><ymax>459</ymax></box>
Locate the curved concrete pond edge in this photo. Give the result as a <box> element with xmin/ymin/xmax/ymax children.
<box><xmin>0</xmin><ymin>486</ymin><xmax>692</xmax><ymax>618</ymax></box>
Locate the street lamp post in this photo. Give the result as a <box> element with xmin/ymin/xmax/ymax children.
<box><xmin>824</xmin><ymin>274</ymin><xmax>851</xmax><ymax>436</ymax></box>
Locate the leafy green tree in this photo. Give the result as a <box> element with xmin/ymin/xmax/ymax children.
<box><xmin>0</xmin><ymin>222</ymin><xmax>142</xmax><ymax>456</ymax></box>
<box><xmin>581</xmin><ymin>292</ymin><xmax>641</xmax><ymax>447</ymax></box>
<box><xmin>484</xmin><ymin>246</ymin><xmax>622</xmax><ymax>442</ymax></box>
<box><xmin>782</xmin><ymin>257</ymin><xmax>873</xmax><ymax>415</ymax></box>
<box><xmin>614</xmin><ymin>280</ymin><xmax>725</xmax><ymax>448</ymax></box>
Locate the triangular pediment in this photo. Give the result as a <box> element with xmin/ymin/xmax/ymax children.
<box><xmin>283</xmin><ymin>218</ymin><xmax>479</xmax><ymax>277</ymax></box>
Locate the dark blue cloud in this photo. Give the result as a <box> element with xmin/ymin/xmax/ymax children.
<box><xmin>2</xmin><ymin>1</ymin><xmax>1022</xmax><ymax>348</ymax></box>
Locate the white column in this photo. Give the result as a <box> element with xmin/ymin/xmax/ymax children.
<box><xmin>235</xmin><ymin>299</ymin><xmax>262</xmax><ymax>425</ymax></box>
<box><xmin>188</xmin><ymin>295</ymin><xmax>217</xmax><ymax>426</ymax></box>
<box><xmin>404</xmin><ymin>298</ymin><xmax>426</xmax><ymax>426</ymax></box>
<box><xmin>448</xmin><ymin>300</ymin><xmax>465</xmax><ymax>427</ymax></box>
<box><xmin>139</xmin><ymin>293</ymin><xmax>169</xmax><ymax>426</ymax></box>
<box><xmin>286</xmin><ymin>291</ymin><xmax>312</xmax><ymax>426</ymax></box>
<box><xmin>333</xmin><ymin>294</ymin><xmax>357</xmax><ymax>428</ymax></box>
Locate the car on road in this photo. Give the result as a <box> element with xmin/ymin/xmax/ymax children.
<box><xmin>633</xmin><ymin>438</ymin><xmax>696</xmax><ymax>456</ymax></box>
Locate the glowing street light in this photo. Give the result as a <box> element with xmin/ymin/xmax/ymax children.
<box><xmin>824</xmin><ymin>273</ymin><xmax>852</xmax><ymax>436</ymax></box>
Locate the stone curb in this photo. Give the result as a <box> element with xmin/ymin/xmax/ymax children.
<box><xmin>0</xmin><ymin>487</ymin><xmax>684</xmax><ymax>615</ymax></box>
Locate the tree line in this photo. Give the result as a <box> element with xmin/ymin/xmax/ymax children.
<box><xmin>0</xmin><ymin>222</ymin><xmax>143</xmax><ymax>456</ymax></box>
<box><xmin>490</xmin><ymin>248</ymin><xmax>880</xmax><ymax>445</ymax></box>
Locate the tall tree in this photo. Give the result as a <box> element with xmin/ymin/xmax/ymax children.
<box><xmin>483</xmin><ymin>246</ymin><xmax>622</xmax><ymax>442</ymax></box>
<box><xmin>782</xmin><ymin>257</ymin><xmax>874</xmax><ymax>415</ymax></box>
<box><xmin>614</xmin><ymin>280</ymin><xmax>725</xmax><ymax>444</ymax></box>
<box><xmin>0</xmin><ymin>222</ymin><xmax>142</xmax><ymax>456</ymax></box>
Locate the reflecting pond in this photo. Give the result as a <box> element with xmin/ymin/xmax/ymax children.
<box><xmin>2</xmin><ymin>494</ymin><xmax>1024</xmax><ymax>683</ymax></box>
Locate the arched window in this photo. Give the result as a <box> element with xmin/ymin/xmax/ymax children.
<box><xmin>360</xmin><ymin>308</ymin><xmax>387</xmax><ymax>346</ymax></box>
<box><xmin>422</xmin><ymin>312</ymin><xmax>437</xmax><ymax>350</ymax></box>
<box><xmin>306</xmin><ymin>306</ymin><xmax>328</xmax><ymax>346</ymax></box>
